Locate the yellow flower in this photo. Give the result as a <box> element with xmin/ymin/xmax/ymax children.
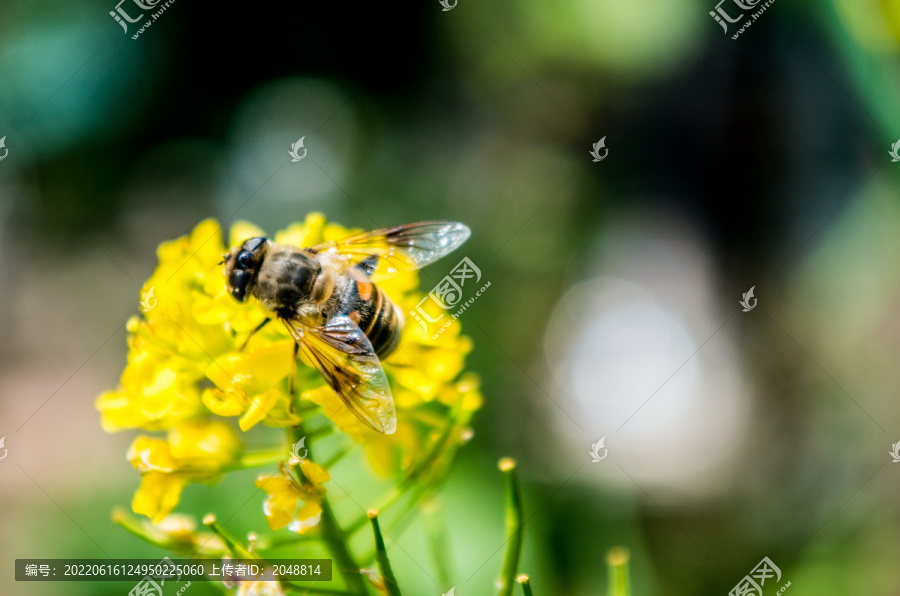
<box><xmin>201</xmin><ymin>342</ymin><xmax>300</xmax><ymax>431</ymax></box>
<box><xmin>255</xmin><ymin>462</ymin><xmax>329</xmax><ymax>533</ymax></box>
<box><xmin>128</xmin><ymin>420</ymin><xmax>241</xmax><ymax>523</ymax></box>
<box><xmin>99</xmin><ymin>213</ymin><xmax>482</xmax><ymax>516</ymax></box>
<box><xmin>98</xmin><ymin>213</ymin><xmax>486</xmax><ymax>596</ymax></box>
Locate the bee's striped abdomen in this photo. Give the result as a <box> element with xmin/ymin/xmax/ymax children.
<box><xmin>339</xmin><ymin>272</ymin><xmax>404</xmax><ymax>359</ymax></box>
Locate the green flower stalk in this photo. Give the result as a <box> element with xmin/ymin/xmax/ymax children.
<box><xmin>424</xmin><ymin>500</ymin><xmax>453</xmax><ymax>590</ymax></box>
<box><xmin>606</xmin><ymin>547</ymin><xmax>631</xmax><ymax>596</ymax></box>
<box><xmin>203</xmin><ymin>514</ymin><xmax>254</xmax><ymax>560</ymax></box>
<box><xmin>498</xmin><ymin>457</ymin><xmax>524</xmax><ymax>596</ymax></box>
<box><xmin>368</xmin><ymin>510</ymin><xmax>402</xmax><ymax>595</ymax></box>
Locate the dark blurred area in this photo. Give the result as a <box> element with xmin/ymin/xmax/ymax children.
<box><xmin>3</xmin><ymin>0</ymin><xmax>900</xmax><ymax>594</ymax></box>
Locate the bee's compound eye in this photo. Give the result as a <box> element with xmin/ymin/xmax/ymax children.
<box><xmin>237</xmin><ymin>250</ymin><xmax>255</xmax><ymax>268</ymax></box>
<box><xmin>228</xmin><ymin>269</ymin><xmax>250</xmax><ymax>302</ymax></box>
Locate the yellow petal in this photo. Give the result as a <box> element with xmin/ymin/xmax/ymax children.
<box><xmin>132</xmin><ymin>472</ymin><xmax>186</xmax><ymax>524</ymax></box>
<box><xmin>365</xmin><ymin>422</ymin><xmax>419</xmax><ymax>478</ymax></box>
<box><xmin>229</xmin><ymin>302</ymin><xmax>275</xmax><ymax>333</ymax></box>
<box><xmin>157</xmin><ymin>234</ymin><xmax>191</xmax><ymax>266</ymax></box>
<box><xmin>239</xmin><ymin>388</ymin><xmax>280</xmax><ymax>431</ymax></box>
<box><xmin>392</xmin><ymin>387</ymin><xmax>423</xmax><ymax>409</ymax></box>
<box><xmin>256</xmin><ymin>475</ymin><xmax>301</xmax><ymax>531</ymax></box>
<box><xmin>127</xmin><ymin>436</ymin><xmax>176</xmax><ymax>472</ymax></box>
<box><xmin>96</xmin><ymin>390</ymin><xmax>140</xmax><ymax>432</ymax></box>
<box><xmin>190</xmin><ymin>219</ymin><xmax>224</xmax><ymax>257</ymax></box>
<box><xmin>168</xmin><ymin>420</ymin><xmax>241</xmax><ymax>468</ymax></box>
<box><xmin>191</xmin><ymin>292</ymin><xmax>235</xmax><ymax>326</ymax></box>
<box><xmin>229</xmin><ymin>221</ymin><xmax>267</xmax><ymax>249</ymax></box>
<box><xmin>375</xmin><ymin>270</ymin><xmax>419</xmax><ymax>293</ymax></box>
<box><xmin>244</xmin><ymin>340</ymin><xmax>295</xmax><ymax>387</ymax></box>
<box><xmin>201</xmin><ymin>388</ymin><xmax>246</xmax><ymax>417</ymax></box>
<box><xmin>287</xmin><ymin>501</ymin><xmax>322</xmax><ymax>534</ymax></box>
<box><xmin>299</xmin><ymin>459</ymin><xmax>330</xmax><ymax>485</ymax></box>
<box><xmin>273</xmin><ymin>212</ymin><xmax>325</xmax><ymax>248</ymax></box>
<box><xmin>303</xmin><ymin>386</ymin><xmax>365</xmax><ymax>442</ymax></box>
<box><xmin>323</xmin><ymin>221</ymin><xmax>362</xmax><ymax>242</ymax></box>
<box><xmin>392</xmin><ymin>368</ymin><xmax>439</xmax><ymax>400</ymax></box>
<box><xmin>157</xmin><ymin>219</ymin><xmax>223</xmax><ymax>285</ymax></box>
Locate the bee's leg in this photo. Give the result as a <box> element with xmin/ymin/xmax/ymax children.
<box><xmin>288</xmin><ymin>340</ymin><xmax>300</xmax><ymax>413</ymax></box>
<box><xmin>238</xmin><ymin>317</ymin><xmax>271</xmax><ymax>351</ymax></box>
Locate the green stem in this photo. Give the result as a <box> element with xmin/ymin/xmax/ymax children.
<box><xmin>356</xmin><ymin>485</ymin><xmax>432</xmax><ymax>564</ymax></box>
<box><xmin>347</xmin><ymin>407</ymin><xmax>467</xmax><ymax>541</ymax></box>
<box><xmin>255</xmin><ymin>533</ymin><xmax>320</xmax><ymax>549</ymax></box>
<box><xmin>289</xmin><ymin>425</ymin><xmax>369</xmax><ymax>596</ymax></box>
<box><xmin>403</xmin><ymin>414</ymin><xmax>457</xmax><ymax>484</ymax></box>
<box><xmin>319</xmin><ymin>499</ymin><xmax>371</xmax><ymax>596</ymax></box>
<box><xmin>517</xmin><ymin>575</ymin><xmax>534</xmax><ymax>596</ymax></box>
<box><xmin>112</xmin><ymin>509</ymin><xmax>176</xmax><ymax>552</ymax></box>
<box><xmin>203</xmin><ymin>514</ymin><xmax>254</xmax><ymax>559</ymax></box>
<box><xmin>497</xmin><ymin>458</ymin><xmax>524</xmax><ymax>596</ymax></box>
<box><xmin>221</xmin><ymin>449</ymin><xmax>284</xmax><ymax>472</ymax></box>
<box><xmin>606</xmin><ymin>548</ymin><xmax>631</xmax><ymax>596</ymax></box>
<box><xmin>424</xmin><ymin>499</ymin><xmax>452</xmax><ymax>590</ymax></box>
<box><xmin>368</xmin><ymin>510</ymin><xmax>403</xmax><ymax>596</ymax></box>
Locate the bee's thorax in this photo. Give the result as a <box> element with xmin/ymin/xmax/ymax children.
<box><xmin>248</xmin><ymin>244</ymin><xmax>405</xmax><ymax>359</ymax></box>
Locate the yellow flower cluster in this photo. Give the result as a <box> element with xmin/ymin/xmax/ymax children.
<box><xmin>98</xmin><ymin>213</ymin><xmax>483</xmax><ymax>526</ymax></box>
<box><xmin>255</xmin><ymin>460</ymin><xmax>329</xmax><ymax>534</ymax></box>
<box><xmin>127</xmin><ymin>420</ymin><xmax>241</xmax><ymax>523</ymax></box>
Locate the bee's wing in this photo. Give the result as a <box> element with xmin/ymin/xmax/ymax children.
<box><xmin>307</xmin><ymin>221</ymin><xmax>470</xmax><ymax>279</ymax></box>
<box><xmin>283</xmin><ymin>315</ymin><xmax>397</xmax><ymax>434</ymax></box>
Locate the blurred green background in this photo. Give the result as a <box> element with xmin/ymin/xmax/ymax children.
<box><xmin>3</xmin><ymin>0</ymin><xmax>900</xmax><ymax>594</ymax></box>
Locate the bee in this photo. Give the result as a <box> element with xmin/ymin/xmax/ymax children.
<box><xmin>223</xmin><ymin>221</ymin><xmax>471</xmax><ymax>434</ymax></box>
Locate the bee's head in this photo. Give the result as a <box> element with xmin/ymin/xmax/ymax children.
<box><xmin>223</xmin><ymin>237</ymin><xmax>269</xmax><ymax>303</ymax></box>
